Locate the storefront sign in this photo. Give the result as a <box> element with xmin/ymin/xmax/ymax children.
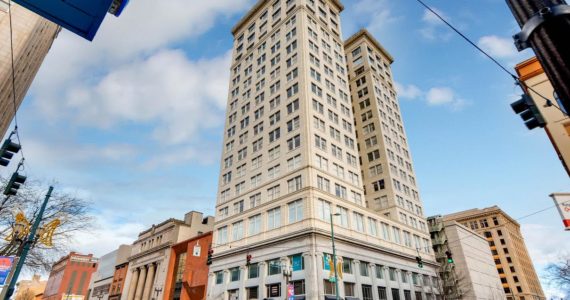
<box><xmin>0</xmin><ymin>257</ymin><xmax>14</xmax><ymax>286</ymax></box>
<box><xmin>551</xmin><ymin>193</ymin><xmax>570</xmax><ymax>231</ymax></box>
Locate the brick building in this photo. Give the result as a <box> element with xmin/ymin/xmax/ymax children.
<box><xmin>164</xmin><ymin>232</ymin><xmax>213</xmax><ymax>300</ymax></box>
<box><xmin>42</xmin><ymin>252</ymin><xmax>98</xmax><ymax>300</ymax></box>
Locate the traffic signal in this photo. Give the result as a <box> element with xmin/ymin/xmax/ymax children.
<box><xmin>416</xmin><ymin>256</ymin><xmax>423</xmax><ymax>268</ymax></box>
<box><xmin>246</xmin><ymin>254</ymin><xmax>252</xmax><ymax>266</ymax></box>
<box><xmin>206</xmin><ymin>249</ymin><xmax>213</xmax><ymax>265</ymax></box>
<box><xmin>0</xmin><ymin>139</ymin><xmax>21</xmax><ymax>167</ymax></box>
<box><xmin>511</xmin><ymin>94</ymin><xmax>546</xmax><ymax>130</ymax></box>
<box><xmin>3</xmin><ymin>172</ymin><xmax>26</xmax><ymax>196</ymax></box>
<box><xmin>445</xmin><ymin>251</ymin><xmax>454</xmax><ymax>264</ymax></box>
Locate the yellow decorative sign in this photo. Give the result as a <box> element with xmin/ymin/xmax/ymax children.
<box><xmin>4</xmin><ymin>212</ymin><xmax>60</xmax><ymax>247</ymax></box>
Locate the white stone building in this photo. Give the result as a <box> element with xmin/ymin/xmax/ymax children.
<box><xmin>208</xmin><ymin>1</ymin><xmax>440</xmax><ymax>299</ymax></box>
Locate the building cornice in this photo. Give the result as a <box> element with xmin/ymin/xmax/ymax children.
<box><xmin>344</xmin><ymin>29</ymin><xmax>394</xmax><ymax>64</ymax></box>
<box><xmin>232</xmin><ymin>0</ymin><xmax>344</xmax><ymax>36</ymax></box>
<box><xmin>213</xmin><ymin>227</ymin><xmax>439</xmax><ymax>268</ymax></box>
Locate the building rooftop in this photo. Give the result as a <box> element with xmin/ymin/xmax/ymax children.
<box><xmin>344</xmin><ymin>28</ymin><xmax>394</xmax><ymax>64</ymax></box>
<box><xmin>443</xmin><ymin>205</ymin><xmax>519</xmax><ymax>227</ymax></box>
<box><xmin>232</xmin><ymin>0</ymin><xmax>345</xmax><ymax>35</ymax></box>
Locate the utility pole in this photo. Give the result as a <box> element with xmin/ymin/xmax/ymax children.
<box><xmin>506</xmin><ymin>0</ymin><xmax>570</xmax><ymax>113</ymax></box>
<box><xmin>3</xmin><ymin>186</ymin><xmax>53</xmax><ymax>300</ymax></box>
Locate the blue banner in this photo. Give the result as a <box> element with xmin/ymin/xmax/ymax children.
<box><xmin>292</xmin><ymin>255</ymin><xmax>303</xmax><ymax>271</ymax></box>
<box><xmin>323</xmin><ymin>254</ymin><xmax>331</xmax><ymax>271</ymax></box>
<box><xmin>0</xmin><ymin>256</ymin><xmax>14</xmax><ymax>286</ymax></box>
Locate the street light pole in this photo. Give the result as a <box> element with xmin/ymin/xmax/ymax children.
<box><xmin>330</xmin><ymin>212</ymin><xmax>341</xmax><ymax>300</ymax></box>
<box><xmin>3</xmin><ymin>186</ymin><xmax>53</xmax><ymax>300</ymax></box>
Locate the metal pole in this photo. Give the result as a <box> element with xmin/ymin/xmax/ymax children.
<box><xmin>3</xmin><ymin>186</ymin><xmax>53</xmax><ymax>300</ymax></box>
<box><xmin>506</xmin><ymin>0</ymin><xmax>570</xmax><ymax>113</ymax></box>
<box><xmin>330</xmin><ymin>213</ymin><xmax>340</xmax><ymax>300</ymax></box>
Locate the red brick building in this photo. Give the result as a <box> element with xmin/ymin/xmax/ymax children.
<box><xmin>164</xmin><ymin>232</ymin><xmax>212</xmax><ymax>300</ymax></box>
<box><xmin>42</xmin><ymin>252</ymin><xmax>98</xmax><ymax>300</ymax></box>
<box><xmin>108</xmin><ymin>262</ymin><xmax>129</xmax><ymax>300</ymax></box>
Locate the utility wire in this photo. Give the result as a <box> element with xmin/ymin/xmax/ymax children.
<box><xmin>414</xmin><ymin>0</ymin><xmax>568</xmax><ymax>116</ymax></box>
<box><xmin>443</xmin><ymin>198</ymin><xmax>570</xmax><ymax>249</ymax></box>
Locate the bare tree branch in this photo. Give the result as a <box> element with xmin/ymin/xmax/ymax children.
<box><xmin>0</xmin><ymin>177</ymin><xmax>94</xmax><ymax>273</ymax></box>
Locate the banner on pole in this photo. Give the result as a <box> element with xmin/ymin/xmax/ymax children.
<box><xmin>550</xmin><ymin>193</ymin><xmax>570</xmax><ymax>231</ymax></box>
<box><xmin>0</xmin><ymin>256</ymin><xmax>14</xmax><ymax>286</ymax></box>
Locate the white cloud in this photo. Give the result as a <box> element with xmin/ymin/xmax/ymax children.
<box><xmin>477</xmin><ymin>35</ymin><xmax>519</xmax><ymax>59</ymax></box>
<box><xmin>395</xmin><ymin>82</ymin><xmax>422</xmax><ymax>100</ymax></box>
<box><xmin>426</xmin><ymin>87</ymin><xmax>455</xmax><ymax>105</ymax></box>
<box><xmin>58</xmin><ymin>49</ymin><xmax>231</xmax><ymax>144</ymax></box>
<box><xmin>30</xmin><ymin>0</ymin><xmax>251</xmax><ymax>146</ymax></box>
<box><xmin>425</xmin><ymin>87</ymin><xmax>468</xmax><ymax>110</ymax></box>
<box><xmin>419</xmin><ymin>8</ymin><xmax>453</xmax><ymax>41</ymax></box>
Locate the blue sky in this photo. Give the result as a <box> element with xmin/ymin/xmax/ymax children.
<box><xmin>2</xmin><ymin>0</ymin><xmax>569</xmax><ymax>296</ymax></box>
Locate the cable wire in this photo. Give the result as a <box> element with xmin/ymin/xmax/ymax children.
<box><xmin>443</xmin><ymin>198</ymin><xmax>570</xmax><ymax>249</ymax></box>
<box><xmin>414</xmin><ymin>0</ymin><xmax>568</xmax><ymax>116</ymax></box>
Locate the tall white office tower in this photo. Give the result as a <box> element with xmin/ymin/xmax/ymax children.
<box><xmin>208</xmin><ymin>1</ymin><xmax>440</xmax><ymax>300</ymax></box>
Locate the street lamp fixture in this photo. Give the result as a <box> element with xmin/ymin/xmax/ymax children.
<box><xmin>330</xmin><ymin>212</ymin><xmax>341</xmax><ymax>300</ymax></box>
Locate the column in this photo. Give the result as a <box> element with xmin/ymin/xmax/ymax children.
<box><xmin>315</xmin><ymin>253</ymin><xmax>324</xmax><ymax>299</ymax></box>
<box><xmin>353</xmin><ymin>260</ymin><xmax>362</xmax><ymax>299</ymax></box>
<box><xmin>239</xmin><ymin>266</ymin><xmax>247</xmax><ymax>300</ymax></box>
<box><xmin>126</xmin><ymin>268</ymin><xmax>140</xmax><ymax>300</ymax></box>
<box><xmin>384</xmin><ymin>267</ymin><xmax>394</xmax><ymax>300</ymax></box>
<box><xmin>207</xmin><ymin>272</ymin><xmax>216</xmax><ymax>300</ymax></box>
<box><xmin>303</xmin><ymin>253</ymin><xmax>318</xmax><ymax>299</ymax></box>
<box><xmin>223</xmin><ymin>270</ymin><xmax>231</xmax><ymax>300</ymax></box>
<box><xmin>134</xmin><ymin>265</ymin><xmax>147</xmax><ymax>300</ymax></box>
<box><xmin>370</xmin><ymin>264</ymin><xmax>379</xmax><ymax>300</ymax></box>
<box><xmin>142</xmin><ymin>263</ymin><xmax>156</xmax><ymax>300</ymax></box>
<box><xmin>258</xmin><ymin>262</ymin><xmax>267</xmax><ymax>299</ymax></box>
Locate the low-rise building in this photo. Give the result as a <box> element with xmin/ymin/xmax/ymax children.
<box><xmin>444</xmin><ymin>206</ymin><xmax>545</xmax><ymax>300</ymax></box>
<box><xmin>123</xmin><ymin>211</ymin><xmax>214</xmax><ymax>300</ymax></box>
<box><xmin>163</xmin><ymin>232</ymin><xmax>213</xmax><ymax>300</ymax></box>
<box><xmin>427</xmin><ymin>216</ymin><xmax>505</xmax><ymax>299</ymax></box>
<box><xmin>87</xmin><ymin>245</ymin><xmax>132</xmax><ymax>300</ymax></box>
<box><xmin>42</xmin><ymin>252</ymin><xmax>99</xmax><ymax>300</ymax></box>
<box><xmin>108</xmin><ymin>245</ymin><xmax>132</xmax><ymax>300</ymax></box>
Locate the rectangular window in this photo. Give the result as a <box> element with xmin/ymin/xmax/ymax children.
<box><xmin>217</xmin><ymin>226</ymin><xmax>228</xmax><ymax>244</ymax></box>
<box><xmin>248</xmin><ymin>263</ymin><xmax>259</xmax><ymax>278</ymax></box>
<box><xmin>287</xmin><ymin>175</ymin><xmax>302</xmax><ymax>192</ymax></box>
<box><xmin>378</xmin><ymin>287</ymin><xmax>387</xmax><ymax>300</ymax></box>
<box><xmin>287</xmin><ymin>134</ymin><xmax>301</xmax><ymax>150</ymax></box>
<box><xmin>362</xmin><ymin>285</ymin><xmax>373</xmax><ymax>300</ymax></box>
<box><xmin>360</xmin><ymin>262</ymin><xmax>369</xmax><ymax>276</ymax></box>
<box><xmin>288</xmin><ymin>199</ymin><xmax>303</xmax><ymax>223</ymax></box>
<box><xmin>266</xmin><ymin>283</ymin><xmax>281</xmax><ymax>297</ymax></box>
<box><xmin>215</xmin><ymin>271</ymin><xmax>224</xmax><ymax>284</ymax></box>
<box><xmin>232</xmin><ymin>221</ymin><xmax>244</xmax><ymax>241</ymax></box>
<box><xmin>247</xmin><ymin>213</ymin><xmax>261</xmax><ymax>235</ymax></box>
<box><xmin>267</xmin><ymin>207</ymin><xmax>281</xmax><ymax>230</ymax></box>
<box><xmin>317</xmin><ymin>199</ymin><xmax>331</xmax><ymax>221</ymax></box>
<box><xmin>230</xmin><ymin>267</ymin><xmax>240</xmax><ymax>282</ymax></box>
<box><xmin>268</xmin><ymin>260</ymin><xmax>282</xmax><ymax>275</ymax></box>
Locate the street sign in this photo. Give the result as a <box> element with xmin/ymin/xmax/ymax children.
<box><xmin>0</xmin><ymin>257</ymin><xmax>14</xmax><ymax>286</ymax></box>
<box><xmin>193</xmin><ymin>245</ymin><xmax>201</xmax><ymax>257</ymax></box>
<box><xmin>550</xmin><ymin>193</ymin><xmax>570</xmax><ymax>231</ymax></box>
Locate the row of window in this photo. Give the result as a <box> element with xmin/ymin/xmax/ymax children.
<box><xmin>316</xmin><ymin>199</ymin><xmax>431</xmax><ymax>253</ymax></box>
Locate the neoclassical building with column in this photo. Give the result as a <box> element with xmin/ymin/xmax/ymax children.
<box><xmin>122</xmin><ymin>211</ymin><xmax>214</xmax><ymax>300</ymax></box>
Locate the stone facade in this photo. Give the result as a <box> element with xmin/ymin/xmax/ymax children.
<box><xmin>15</xmin><ymin>274</ymin><xmax>47</xmax><ymax>300</ymax></box>
<box><xmin>0</xmin><ymin>2</ymin><xmax>59</xmax><ymax>137</ymax></box>
<box><xmin>122</xmin><ymin>211</ymin><xmax>214</xmax><ymax>300</ymax></box>
<box><xmin>209</xmin><ymin>0</ymin><xmax>440</xmax><ymax>299</ymax></box>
